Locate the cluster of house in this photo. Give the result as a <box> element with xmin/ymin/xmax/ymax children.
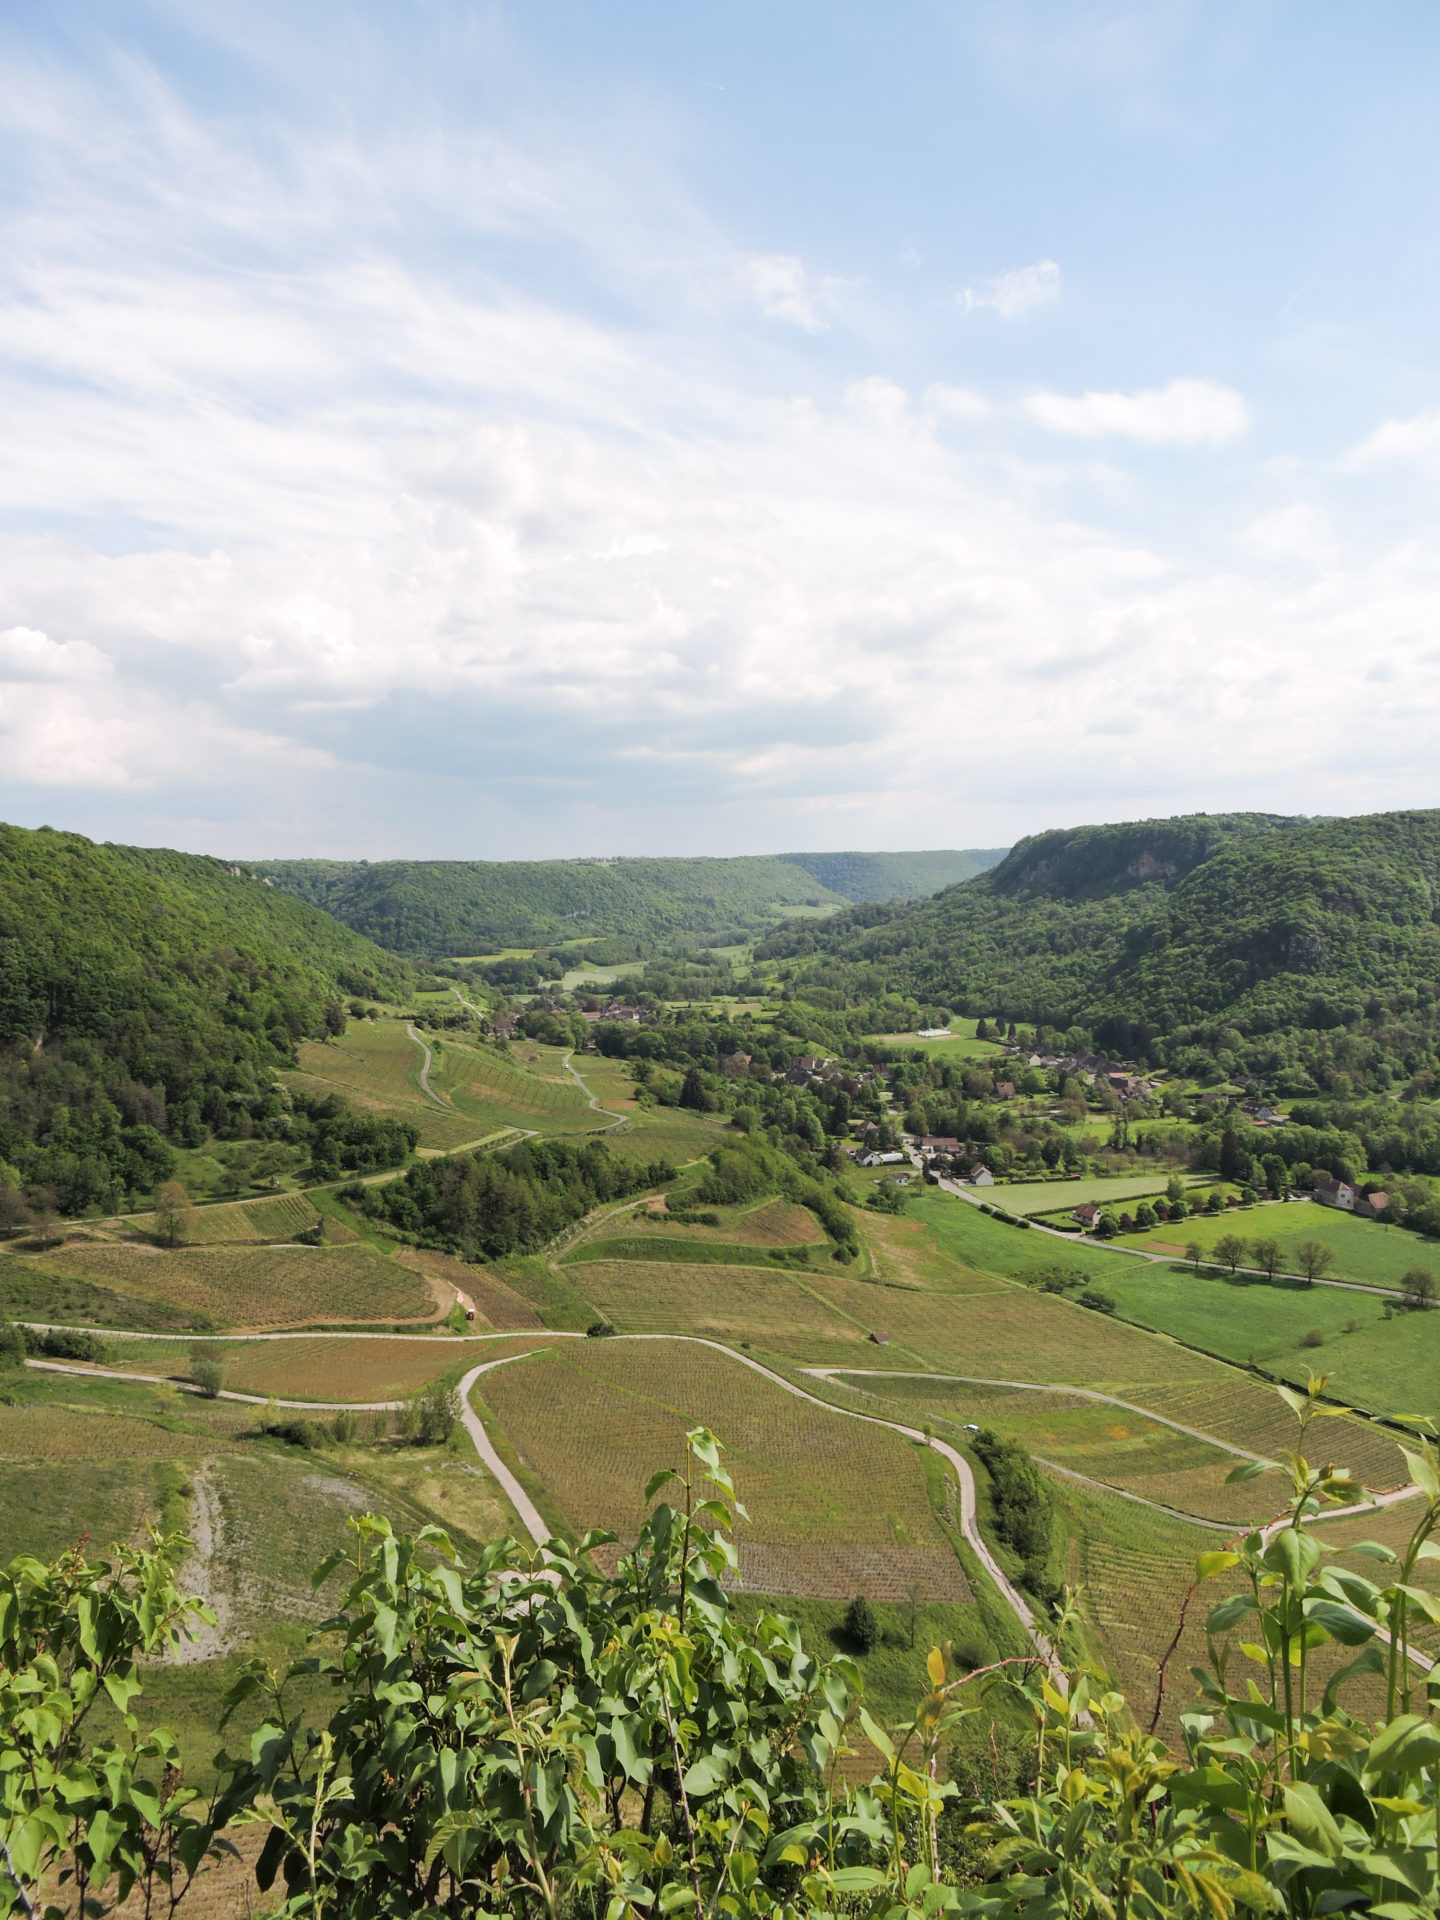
<box><xmin>1313</xmin><ymin>1174</ymin><xmax>1389</xmax><ymax>1218</ymax></box>
<box><xmin>1013</xmin><ymin>1046</ymin><xmax>1153</xmax><ymax>1101</ymax></box>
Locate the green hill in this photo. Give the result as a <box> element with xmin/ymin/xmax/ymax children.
<box><xmin>253</xmin><ymin>849</ymin><xmax>1007</xmax><ymax>957</ymax></box>
<box><xmin>760</xmin><ymin>809</ymin><xmax>1440</xmax><ymax>1089</ymax></box>
<box><xmin>778</xmin><ymin>847</ymin><xmax>1006</xmax><ymax>901</ymax></box>
<box><xmin>0</xmin><ymin>824</ymin><xmax>407</xmax><ymax>1211</ymax></box>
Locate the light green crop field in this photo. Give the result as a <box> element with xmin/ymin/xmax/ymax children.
<box><xmin>1054</xmin><ymin>1480</ymin><xmax>1225</xmax><ymax>1741</ymax></box>
<box><xmin>285</xmin><ymin>1020</ymin><xmax>486</xmax><ymax>1149</ymax></box>
<box><xmin>1097</xmin><ymin>1261</ymin><xmax>1440</xmax><ymax>1420</ymax></box>
<box><xmin>836</xmin><ymin>1374</ymin><xmax>1268</xmax><ymax>1526</ymax></box>
<box><xmin>1002</xmin><ymin>1173</ymin><xmax>1203</xmax><ymax>1215</ymax></box>
<box><xmin>433</xmin><ymin>1037</ymin><xmax>599</xmax><ymax>1134</ymax></box>
<box><xmin>96</xmin><ymin>1332</ymin><xmax>547</xmax><ymax>1402</ymax></box>
<box><xmin>16</xmin><ymin>1241</ymin><xmax>433</xmax><ymax>1330</ymax></box>
<box><xmin>1118</xmin><ymin>1200</ymin><xmax>1440</xmax><ymax>1293</ymax></box>
<box><xmin>478</xmin><ymin>1340</ymin><xmax>971</xmax><ymax>1597</ymax></box>
<box><xmin>125</xmin><ymin>1191</ymin><xmax>323</xmax><ymax>1246</ymax></box>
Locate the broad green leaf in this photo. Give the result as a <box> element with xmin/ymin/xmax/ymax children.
<box><xmin>643</xmin><ymin>1468</ymin><xmax>678</xmax><ymax>1502</ymax></box>
<box><xmin>1196</xmin><ymin>1550</ymin><xmax>1240</xmax><ymax>1580</ymax></box>
<box><xmin>1401</xmin><ymin>1446</ymin><xmax>1440</xmax><ymax>1501</ymax></box>
<box><xmin>829</xmin><ymin>1867</ymin><xmax>887</xmax><ymax>1892</ymax></box>
<box><xmin>925</xmin><ymin>1647</ymin><xmax>946</xmax><ymax>1688</ymax></box>
<box><xmin>859</xmin><ymin>1708</ymin><xmax>895</xmax><ymax>1762</ymax></box>
<box><xmin>1226</xmin><ymin>1459</ymin><xmax>1274</xmax><ymax>1483</ymax></box>
<box><xmin>1282</xmin><ymin>1782</ymin><xmax>1343</xmax><ymax>1862</ymax></box>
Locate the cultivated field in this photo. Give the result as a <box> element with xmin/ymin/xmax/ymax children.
<box><xmin>838</xmin><ymin>1374</ymin><xmax>1269</xmax><ymax>1526</ymax></box>
<box><xmin>286</xmin><ymin>1019</ymin><xmax>486</xmax><ymax>1149</ymax></box>
<box><xmin>393</xmin><ymin>1246</ymin><xmax>544</xmax><ymax>1327</ymax></box>
<box><xmin>477</xmin><ymin>1339</ymin><xmax>973</xmax><ymax>1604</ymax></box>
<box><xmin>96</xmin><ymin>1332</ymin><xmax>546</xmax><ymax>1401</ymax></box>
<box><xmin>126</xmin><ymin>1191</ymin><xmax>323</xmax><ymax>1246</ymax></box>
<box><xmin>18</xmin><ymin>1242</ymin><xmax>433</xmax><ymax>1329</ymax></box>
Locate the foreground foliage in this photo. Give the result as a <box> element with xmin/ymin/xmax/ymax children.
<box><xmin>3</xmin><ymin>1387</ymin><xmax>1439</xmax><ymax>1919</ymax></box>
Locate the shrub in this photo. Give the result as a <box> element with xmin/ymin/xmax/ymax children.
<box><xmin>1299</xmin><ymin>1328</ymin><xmax>1325</xmax><ymax>1349</ymax></box>
<box><xmin>331</xmin><ymin>1409</ymin><xmax>359</xmax><ymax>1444</ymax></box>
<box><xmin>1077</xmin><ymin>1288</ymin><xmax>1116</xmax><ymax>1314</ymax></box>
<box><xmin>30</xmin><ymin>1327</ymin><xmax>108</xmax><ymax>1364</ymax></box>
<box><xmin>843</xmin><ymin>1594</ymin><xmax>878</xmax><ymax>1653</ymax></box>
<box><xmin>189</xmin><ymin>1343</ymin><xmax>224</xmax><ymax>1398</ymax></box>
<box><xmin>586</xmin><ymin>1319</ymin><xmax>616</xmax><ymax>1337</ymax></box>
<box><xmin>401</xmin><ymin>1380</ymin><xmax>461</xmax><ymax>1446</ymax></box>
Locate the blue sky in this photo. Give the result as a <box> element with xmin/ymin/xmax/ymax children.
<box><xmin>3</xmin><ymin>2</ymin><xmax>1440</xmax><ymax>858</ymax></box>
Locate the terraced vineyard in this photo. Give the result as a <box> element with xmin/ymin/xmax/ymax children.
<box><xmin>879</xmin><ymin>1374</ymin><xmax>1289</xmax><ymax>1523</ymax></box>
<box><xmin>393</xmin><ymin>1247</ymin><xmax>544</xmax><ymax>1328</ymax></box>
<box><xmin>285</xmin><ymin>1021</ymin><xmax>487</xmax><ymax>1149</ymax></box>
<box><xmin>127</xmin><ymin>1191</ymin><xmax>323</xmax><ymax>1246</ymax></box>
<box><xmin>22</xmin><ymin>1242</ymin><xmax>433</xmax><ymax>1329</ymax></box>
<box><xmin>477</xmin><ymin>1340</ymin><xmax>973</xmax><ymax>1604</ymax></box>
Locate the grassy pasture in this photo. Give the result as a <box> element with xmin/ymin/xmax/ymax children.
<box><xmin>19</xmin><ymin>1242</ymin><xmax>433</xmax><ymax>1330</ymax></box>
<box><xmin>1001</xmin><ymin>1173</ymin><xmax>1201</xmax><ymax>1216</ymax></box>
<box><xmin>906</xmin><ymin>1191</ymin><xmax>1149</xmax><ymax>1288</ymax></box>
<box><xmin>858</xmin><ymin>1209</ymin><xmax>1012</xmax><ymax>1296</ymax></box>
<box><xmin>1093</xmin><ymin>1261</ymin><xmax>1440</xmax><ymax>1419</ymax></box>
<box><xmin>478</xmin><ymin>1341</ymin><xmax>971</xmax><ymax>1605</ymax></box>
<box><xmin>1118</xmin><ymin>1200</ymin><xmax>1440</xmax><ymax>1293</ymax></box>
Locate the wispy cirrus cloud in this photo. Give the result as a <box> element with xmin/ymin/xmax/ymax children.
<box><xmin>1025</xmin><ymin>377</ymin><xmax>1249</xmax><ymax>444</ymax></box>
<box><xmin>958</xmin><ymin>258</ymin><xmax>1060</xmax><ymax>319</ymax></box>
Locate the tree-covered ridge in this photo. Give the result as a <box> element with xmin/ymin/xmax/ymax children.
<box><xmin>0</xmin><ymin>823</ymin><xmax>408</xmax><ymax>1210</ymax></box>
<box><xmin>254</xmin><ymin>849</ymin><xmax>1008</xmax><ymax>956</ymax></box>
<box><xmin>777</xmin><ymin>847</ymin><xmax>1006</xmax><ymax>901</ymax></box>
<box><xmin>761</xmin><ymin>809</ymin><xmax>1440</xmax><ymax>1088</ymax></box>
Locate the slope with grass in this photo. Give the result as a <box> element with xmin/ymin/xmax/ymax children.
<box><xmin>1118</xmin><ymin>1198</ymin><xmax>1440</xmax><ymax>1292</ymax></box>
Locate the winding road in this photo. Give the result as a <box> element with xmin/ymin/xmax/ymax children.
<box><xmin>22</xmin><ymin>1322</ymin><xmax>1428</xmax><ymax>1679</ymax></box>
<box><xmin>406</xmin><ymin>1023</ymin><xmax>454</xmax><ymax>1110</ymax></box>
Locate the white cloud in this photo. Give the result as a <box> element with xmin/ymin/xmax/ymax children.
<box><xmin>1347</xmin><ymin>411</ymin><xmax>1440</xmax><ymax>466</ymax></box>
<box><xmin>738</xmin><ymin>254</ymin><xmax>827</xmax><ymax>332</ymax></box>
<box><xmin>843</xmin><ymin>377</ymin><xmax>907</xmax><ymax>426</ymax></box>
<box><xmin>1025</xmin><ymin>377</ymin><xmax>1249</xmax><ymax>444</ymax></box>
<box><xmin>0</xmin><ymin>19</ymin><xmax>1439</xmax><ymax>854</ymax></box>
<box><xmin>924</xmin><ymin>384</ymin><xmax>990</xmax><ymax>422</ymax></box>
<box><xmin>958</xmin><ymin>258</ymin><xmax>1060</xmax><ymax>319</ymax></box>
<box><xmin>1242</xmin><ymin>505</ymin><xmax>1335</xmax><ymax>565</ymax></box>
<box><xmin>0</xmin><ymin>626</ymin><xmax>113</xmax><ymax>680</ymax></box>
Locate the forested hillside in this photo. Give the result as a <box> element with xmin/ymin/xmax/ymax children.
<box><xmin>777</xmin><ymin>847</ymin><xmax>1006</xmax><ymax>900</ymax></box>
<box><xmin>761</xmin><ymin>809</ymin><xmax>1440</xmax><ymax>1090</ymax></box>
<box><xmin>0</xmin><ymin>824</ymin><xmax>406</xmax><ymax>1210</ymax></box>
<box><xmin>254</xmin><ymin>848</ymin><xmax>1006</xmax><ymax>956</ymax></box>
